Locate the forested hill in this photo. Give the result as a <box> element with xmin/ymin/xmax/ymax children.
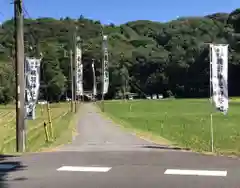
<box><xmin>0</xmin><ymin>9</ymin><xmax>240</xmax><ymax>103</ymax></box>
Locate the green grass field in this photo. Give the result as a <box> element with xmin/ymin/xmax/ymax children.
<box><xmin>103</xmin><ymin>99</ymin><xmax>240</xmax><ymax>155</ymax></box>
<box><xmin>0</xmin><ymin>102</ymin><xmax>78</xmax><ymax>153</ymax></box>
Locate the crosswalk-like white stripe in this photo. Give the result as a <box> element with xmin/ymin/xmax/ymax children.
<box><xmin>57</xmin><ymin>166</ymin><xmax>112</xmax><ymax>172</ymax></box>
<box><xmin>164</xmin><ymin>169</ymin><xmax>227</xmax><ymax>176</ymax></box>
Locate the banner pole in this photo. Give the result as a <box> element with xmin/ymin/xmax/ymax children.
<box><xmin>209</xmin><ymin>43</ymin><xmax>229</xmax><ymax>153</ymax></box>
<box><xmin>209</xmin><ymin>44</ymin><xmax>214</xmax><ymax>153</ymax></box>
<box><xmin>210</xmin><ymin>113</ymin><xmax>214</xmax><ymax>152</ymax></box>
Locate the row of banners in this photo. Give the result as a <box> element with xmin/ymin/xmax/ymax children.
<box><xmin>75</xmin><ymin>35</ymin><xmax>109</xmax><ymax>97</ymax></box>
<box><xmin>210</xmin><ymin>44</ymin><xmax>229</xmax><ymax>114</ymax></box>
<box><xmin>24</xmin><ymin>42</ymin><xmax>228</xmax><ymax>118</ymax></box>
<box><xmin>25</xmin><ymin>35</ymin><xmax>110</xmax><ymax>119</ymax></box>
<box><xmin>24</xmin><ymin>43</ymin><xmax>228</xmax><ymax>119</ymax></box>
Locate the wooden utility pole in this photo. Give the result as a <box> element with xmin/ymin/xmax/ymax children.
<box><xmin>101</xmin><ymin>54</ymin><xmax>105</xmax><ymax>112</ymax></box>
<box><xmin>69</xmin><ymin>25</ymin><xmax>78</xmax><ymax>113</ymax></box>
<box><xmin>101</xmin><ymin>32</ymin><xmax>104</xmax><ymax>111</ymax></box>
<box><xmin>69</xmin><ymin>49</ymin><xmax>74</xmax><ymax>112</ymax></box>
<box><xmin>14</xmin><ymin>0</ymin><xmax>26</xmax><ymax>152</ymax></box>
<box><xmin>73</xmin><ymin>27</ymin><xmax>77</xmax><ymax>113</ymax></box>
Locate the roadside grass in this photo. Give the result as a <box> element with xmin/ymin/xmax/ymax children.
<box><xmin>0</xmin><ymin>102</ymin><xmax>78</xmax><ymax>154</ymax></box>
<box><xmin>102</xmin><ymin>99</ymin><xmax>240</xmax><ymax>155</ymax></box>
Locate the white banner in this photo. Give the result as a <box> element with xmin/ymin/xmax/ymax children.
<box><xmin>103</xmin><ymin>35</ymin><xmax>109</xmax><ymax>94</ymax></box>
<box><xmin>76</xmin><ymin>46</ymin><xmax>83</xmax><ymax>96</ymax></box>
<box><xmin>25</xmin><ymin>57</ymin><xmax>41</xmax><ymax>120</ymax></box>
<box><xmin>92</xmin><ymin>62</ymin><xmax>97</xmax><ymax>96</ymax></box>
<box><xmin>210</xmin><ymin>44</ymin><xmax>228</xmax><ymax>114</ymax></box>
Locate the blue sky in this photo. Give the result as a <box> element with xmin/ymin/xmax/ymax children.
<box><xmin>0</xmin><ymin>0</ymin><xmax>239</xmax><ymax>25</ymax></box>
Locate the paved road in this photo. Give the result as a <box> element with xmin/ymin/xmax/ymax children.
<box><xmin>1</xmin><ymin>103</ymin><xmax>240</xmax><ymax>188</ymax></box>
<box><xmin>59</xmin><ymin>103</ymin><xmax>153</xmax><ymax>152</ymax></box>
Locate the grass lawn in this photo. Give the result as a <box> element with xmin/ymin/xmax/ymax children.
<box><xmin>102</xmin><ymin>99</ymin><xmax>240</xmax><ymax>155</ymax></box>
<box><xmin>0</xmin><ymin>102</ymin><xmax>78</xmax><ymax>154</ymax></box>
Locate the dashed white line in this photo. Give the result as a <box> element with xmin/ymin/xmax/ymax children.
<box><xmin>57</xmin><ymin>166</ymin><xmax>112</xmax><ymax>172</ymax></box>
<box><xmin>164</xmin><ymin>169</ymin><xmax>227</xmax><ymax>177</ymax></box>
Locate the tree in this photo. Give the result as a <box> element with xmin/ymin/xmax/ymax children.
<box><xmin>0</xmin><ymin>8</ymin><xmax>240</xmax><ymax>103</ymax></box>
<box><xmin>41</xmin><ymin>47</ymin><xmax>66</xmax><ymax>102</ymax></box>
<box><xmin>0</xmin><ymin>61</ymin><xmax>15</xmax><ymax>104</ymax></box>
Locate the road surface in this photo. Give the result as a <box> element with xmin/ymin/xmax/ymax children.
<box><xmin>1</xmin><ymin>103</ymin><xmax>240</xmax><ymax>188</ymax></box>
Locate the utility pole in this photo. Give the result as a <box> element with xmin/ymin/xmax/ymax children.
<box><xmin>73</xmin><ymin>27</ymin><xmax>78</xmax><ymax>113</ymax></box>
<box><xmin>101</xmin><ymin>50</ymin><xmax>105</xmax><ymax>112</ymax></box>
<box><xmin>14</xmin><ymin>0</ymin><xmax>26</xmax><ymax>152</ymax></box>
<box><xmin>120</xmin><ymin>53</ymin><xmax>128</xmax><ymax>100</ymax></box>
<box><xmin>69</xmin><ymin>49</ymin><xmax>74</xmax><ymax>112</ymax></box>
<box><xmin>69</xmin><ymin>25</ymin><xmax>78</xmax><ymax>113</ymax></box>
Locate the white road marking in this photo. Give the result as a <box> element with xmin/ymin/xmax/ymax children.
<box><xmin>0</xmin><ymin>164</ymin><xmax>17</xmax><ymax>170</ymax></box>
<box><xmin>57</xmin><ymin>166</ymin><xmax>112</xmax><ymax>172</ymax></box>
<box><xmin>164</xmin><ymin>169</ymin><xmax>227</xmax><ymax>177</ymax></box>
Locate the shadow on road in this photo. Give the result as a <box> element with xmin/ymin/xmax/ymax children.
<box><xmin>0</xmin><ymin>154</ymin><xmax>27</xmax><ymax>188</ymax></box>
<box><xmin>141</xmin><ymin>145</ymin><xmax>191</xmax><ymax>151</ymax></box>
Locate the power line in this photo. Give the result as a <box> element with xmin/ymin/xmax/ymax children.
<box><xmin>0</xmin><ymin>2</ymin><xmax>37</xmax><ymax>57</ymax></box>
<box><xmin>22</xmin><ymin>2</ymin><xmax>30</xmax><ymax>18</ymax></box>
<box><xmin>22</xmin><ymin>3</ymin><xmax>41</xmax><ymax>57</ymax></box>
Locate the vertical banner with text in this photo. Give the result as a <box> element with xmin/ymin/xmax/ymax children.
<box><xmin>210</xmin><ymin>44</ymin><xmax>229</xmax><ymax>114</ymax></box>
<box><xmin>102</xmin><ymin>35</ymin><xmax>109</xmax><ymax>94</ymax></box>
<box><xmin>76</xmin><ymin>46</ymin><xmax>83</xmax><ymax>96</ymax></box>
<box><xmin>25</xmin><ymin>57</ymin><xmax>41</xmax><ymax>120</ymax></box>
<box><xmin>92</xmin><ymin>62</ymin><xmax>97</xmax><ymax>96</ymax></box>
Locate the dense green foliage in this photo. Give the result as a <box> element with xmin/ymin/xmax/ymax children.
<box><xmin>0</xmin><ymin>9</ymin><xmax>240</xmax><ymax>102</ymax></box>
